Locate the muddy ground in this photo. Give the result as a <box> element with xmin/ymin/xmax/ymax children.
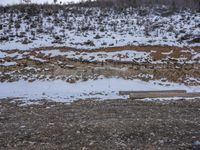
<box><xmin>1</xmin><ymin>99</ymin><xmax>200</xmax><ymax>150</ymax></box>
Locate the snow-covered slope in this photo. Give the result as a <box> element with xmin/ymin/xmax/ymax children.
<box><xmin>0</xmin><ymin>7</ymin><xmax>199</xmax><ymax>50</ymax></box>
<box><xmin>0</xmin><ymin>6</ymin><xmax>200</xmax><ymax>103</ymax></box>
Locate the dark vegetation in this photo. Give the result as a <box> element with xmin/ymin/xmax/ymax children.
<box><xmin>94</xmin><ymin>0</ymin><xmax>200</xmax><ymax>10</ymax></box>
<box><xmin>0</xmin><ymin>0</ymin><xmax>199</xmax><ymax>15</ymax></box>
<box><xmin>77</xmin><ymin>0</ymin><xmax>200</xmax><ymax>12</ymax></box>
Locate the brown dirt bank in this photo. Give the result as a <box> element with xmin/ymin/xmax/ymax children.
<box><xmin>2</xmin><ymin>45</ymin><xmax>199</xmax><ymax>53</ymax></box>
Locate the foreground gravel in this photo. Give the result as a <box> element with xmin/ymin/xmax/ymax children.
<box><xmin>1</xmin><ymin>99</ymin><xmax>200</xmax><ymax>150</ymax></box>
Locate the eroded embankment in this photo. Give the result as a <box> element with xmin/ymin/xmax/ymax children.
<box><xmin>1</xmin><ymin>45</ymin><xmax>200</xmax><ymax>85</ymax></box>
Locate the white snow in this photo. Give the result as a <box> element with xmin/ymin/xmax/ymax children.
<box><xmin>40</xmin><ymin>49</ymin><xmax>199</xmax><ymax>64</ymax></box>
<box><xmin>0</xmin><ymin>78</ymin><xmax>200</xmax><ymax>103</ymax></box>
<box><xmin>193</xmin><ymin>53</ymin><xmax>200</xmax><ymax>60</ymax></box>
<box><xmin>0</xmin><ymin>51</ymin><xmax>7</xmax><ymax>58</ymax></box>
<box><xmin>0</xmin><ymin>0</ymin><xmax>82</xmax><ymax>6</ymax></box>
<box><xmin>194</xmin><ymin>141</ymin><xmax>200</xmax><ymax>146</ymax></box>
<box><xmin>29</xmin><ymin>56</ymin><xmax>46</xmax><ymax>62</ymax></box>
<box><xmin>0</xmin><ymin>9</ymin><xmax>199</xmax><ymax>50</ymax></box>
<box><xmin>42</xmin><ymin>50</ymin><xmax>152</xmax><ymax>62</ymax></box>
<box><xmin>141</xmin><ymin>97</ymin><xmax>200</xmax><ymax>102</ymax></box>
<box><xmin>0</xmin><ymin>61</ymin><xmax>17</xmax><ymax>66</ymax></box>
<box><xmin>162</xmin><ymin>50</ymin><xmax>173</xmax><ymax>55</ymax></box>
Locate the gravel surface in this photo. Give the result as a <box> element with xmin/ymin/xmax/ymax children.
<box><xmin>1</xmin><ymin>99</ymin><xmax>200</xmax><ymax>149</ymax></box>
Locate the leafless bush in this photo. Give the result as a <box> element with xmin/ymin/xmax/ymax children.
<box><xmin>0</xmin><ymin>0</ymin><xmax>199</xmax><ymax>17</ymax></box>
<box><xmin>94</xmin><ymin>0</ymin><xmax>200</xmax><ymax>11</ymax></box>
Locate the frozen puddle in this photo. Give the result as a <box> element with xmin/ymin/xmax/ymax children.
<box><xmin>0</xmin><ymin>78</ymin><xmax>200</xmax><ymax>103</ymax></box>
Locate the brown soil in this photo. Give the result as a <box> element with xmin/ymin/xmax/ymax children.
<box><xmin>1</xmin><ymin>45</ymin><xmax>200</xmax><ymax>85</ymax></box>
<box><xmin>1</xmin><ymin>45</ymin><xmax>199</xmax><ymax>63</ymax></box>
<box><xmin>6</xmin><ymin>45</ymin><xmax>199</xmax><ymax>53</ymax></box>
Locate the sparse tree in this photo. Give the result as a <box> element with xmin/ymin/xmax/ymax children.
<box><xmin>23</xmin><ymin>0</ymin><xmax>32</xmax><ymax>4</ymax></box>
<box><xmin>15</xmin><ymin>21</ymin><xmax>21</xmax><ymax>36</ymax></box>
<box><xmin>172</xmin><ymin>1</ymin><xmax>176</xmax><ymax>12</ymax></box>
<box><xmin>54</xmin><ymin>0</ymin><xmax>57</xmax><ymax>4</ymax></box>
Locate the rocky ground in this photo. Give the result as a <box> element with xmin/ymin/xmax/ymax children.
<box><xmin>0</xmin><ymin>98</ymin><xmax>200</xmax><ymax>150</ymax></box>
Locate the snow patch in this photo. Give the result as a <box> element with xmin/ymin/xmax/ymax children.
<box><xmin>42</xmin><ymin>50</ymin><xmax>151</xmax><ymax>62</ymax></box>
<box><xmin>0</xmin><ymin>61</ymin><xmax>17</xmax><ymax>66</ymax></box>
<box><xmin>0</xmin><ymin>78</ymin><xmax>200</xmax><ymax>103</ymax></box>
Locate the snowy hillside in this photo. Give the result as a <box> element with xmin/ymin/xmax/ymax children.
<box><xmin>0</xmin><ymin>6</ymin><xmax>199</xmax><ymax>50</ymax></box>
<box><xmin>1</xmin><ymin>3</ymin><xmax>200</xmax><ymax>150</ymax></box>
<box><xmin>0</xmin><ymin>5</ymin><xmax>200</xmax><ymax>102</ymax></box>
